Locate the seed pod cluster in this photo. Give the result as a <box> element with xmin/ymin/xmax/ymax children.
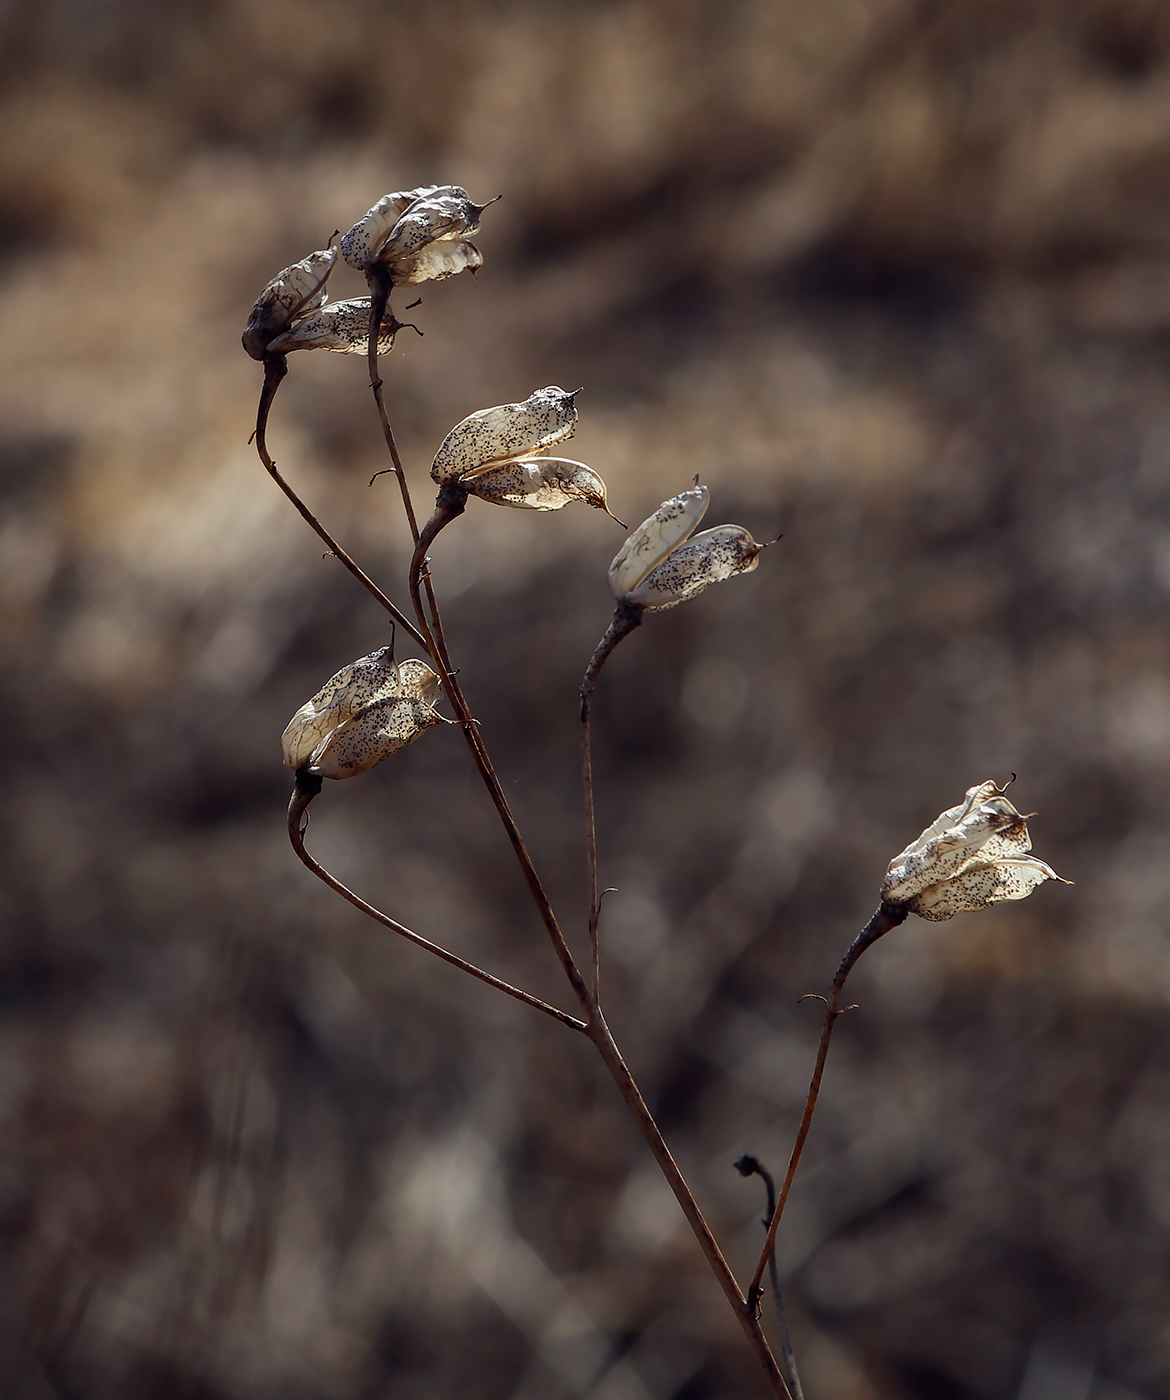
<box><xmin>282</xmin><ymin>650</ymin><xmax>443</xmax><ymax>780</ymax></box>
<box><xmin>431</xmin><ymin>388</ymin><xmax>579</xmax><ymax>485</ymax></box>
<box><xmin>340</xmin><ymin>185</ymin><xmax>489</xmax><ymax>284</ymax></box>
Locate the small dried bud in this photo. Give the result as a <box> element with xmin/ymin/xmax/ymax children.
<box><xmin>608</xmin><ymin>487</ymin><xmax>763</xmax><ymax>611</ymax></box>
<box><xmin>430</xmin><ymin>387</ymin><xmax>578</xmax><ymax>485</ymax></box>
<box><xmin>881</xmin><ymin>780</ymin><xmax>1068</xmax><ymax>921</ymax></box>
<box><xmin>341</xmin><ymin>185</ymin><xmax>491</xmax><ymax>283</ymax></box>
<box><xmin>466</xmin><ymin>456</ymin><xmax>617</xmax><ymax>516</ymax></box>
<box><xmin>264</xmin><ymin>297</ymin><xmax>397</xmax><ymax>356</ymax></box>
<box><xmin>282</xmin><ymin>651</ymin><xmax>442</xmax><ymax>779</ymax></box>
<box><xmin>242</xmin><ymin>247</ymin><xmax>337</xmax><ymax>360</ymax></box>
<box><xmin>608</xmin><ymin>486</ymin><xmax>708</xmax><ymax>598</ymax></box>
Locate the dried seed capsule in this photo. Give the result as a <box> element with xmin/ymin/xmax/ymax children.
<box><xmin>282</xmin><ymin>653</ymin><xmax>442</xmax><ymax>780</ymax></box>
<box><xmin>340</xmin><ymin>186</ymin><xmax>444</xmax><ymax>270</ymax></box>
<box><xmin>431</xmin><ymin>387</ymin><xmax>579</xmax><ymax>485</ymax></box>
<box><xmin>264</xmin><ymin>297</ymin><xmax>397</xmax><ymax>355</ymax></box>
<box><xmin>391</xmin><ymin>239</ymin><xmax>483</xmax><ymax>285</ymax></box>
<box><xmin>880</xmin><ymin>781</ymin><xmax>1069</xmax><ymax>920</ymax></box>
<box><xmin>467</xmin><ymin>457</ymin><xmax>616</xmax><ymax>515</ymax></box>
<box><xmin>341</xmin><ymin>185</ymin><xmax>491</xmax><ymax>284</ymax></box>
<box><xmin>242</xmin><ymin>247</ymin><xmax>336</xmax><ymax>360</ymax></box>
<box><xmin>608</xmin><ymin>486</ymin><xmax>708</xmax><ymax>599</ymax></box>
<box><xmin>626</xmin><ymin>524</ymin><xmax>763</xmax><ymax>610</ymax></box>
<box><xmin>377</xmin><ymin>189</ymin><xmax>487</xmax><ymax>263</ymax></box>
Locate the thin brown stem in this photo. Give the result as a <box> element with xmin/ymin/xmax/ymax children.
<box><xmin>366</xmin><ymin>267</ymin><xmax>422</xmax><ymax>546</ymax></box>
<box><xmin>287</xmin><ymin>775</ymin><xmax>587</xmax><ymax>1033</ymax></box>
<box><xmin>253</xmin><ymin>355</ymin><xmax>428</xmax><ymax>652</ymax></box>
<box><xmin>580</xmin><ymin>603</ymin><xmax>644</xmax><ymax>1004</ymax></box>
<box><xmin>587</xmin><ymin>1012</ymin><xmax>790</xmax><ymax>1400</ymax></box>
<box><xmin>735</xmin><ymin>1155</ymin><xmax>805</xmax><ymax>1400</ymax></box>
<box><xmin>748</xmin><ymin>901</ymin><xmax>909</xmax><ymax>1301</ymax></box>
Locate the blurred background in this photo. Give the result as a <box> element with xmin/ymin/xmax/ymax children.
<box><xmin>1</xmin><ymin>0</ymin><xmax>1168</xmax><ymax>1396</ymax></box>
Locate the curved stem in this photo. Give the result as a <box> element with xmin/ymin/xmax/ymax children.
<box><xmin>579</xmin><ymin>602</ymin><xmax>644</xmax><ymax>1005</ymax></box>
<box><xmin>735</xmin><ymin>1155</ymin><xmax>805</xmax><ymax>1400</ymax></box>
<box><xmin>253</xmin><ymin>355</ymin><xmax>428</xmax><ymax>652</ymax></box>
<box><xmin>287</xmin><ymin>776</ymin><xmax>587</xmax><ymax>1033</ymax></box>
<box><xmin>748</xmin><ymin>901</ymin><xmax>909</xmax><ymax>1301</ymax></box>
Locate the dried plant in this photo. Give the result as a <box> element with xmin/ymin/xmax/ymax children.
<box><xmin>243</xmin><ymin>185</ymin><xmax>1069</xmax><ymax>1399</ymax></box>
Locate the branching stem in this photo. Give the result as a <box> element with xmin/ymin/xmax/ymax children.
<box><xmin>287</xmin><ymin>774</ymin><xmax>587</xmax><ymax>1032</ymax></box>
<box><xmin>253</xmin><ymin>354</ymin><xmax>428</xmax><ymax>651</ymax></box>
<box><xmin>748</xmin><ymin>901</ymin><xmax>909</xmax><ymax>1302</ymax></box>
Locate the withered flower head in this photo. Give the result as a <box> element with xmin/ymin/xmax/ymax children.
<box><xmin>282</xmin><ymin>649</ymin><xmax>443</xmax><ymax>780</ymax></box>
<box><xmin>340</xmin><ymin>184</ymin><xmax>490</xmax><ymax>284</ymax></box>
<box><xmin>881</xmin><ymin>780</ymin><xmax>1068</xmax><ymax>921</ymax></box>
<box><xmin>609</xmin><ymin>486</ymin><xmax>764</xmax><ymax>610</ymax></box>
<box><xmin>242</xmin><ymin>247</ymin><xmax>337</xmax><ymax>360</ymax></box>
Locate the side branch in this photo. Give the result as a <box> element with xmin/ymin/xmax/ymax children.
<box><xmin>254</xmin><ymin>354</ymin><xmax>428</xmax><ymax>652</ymax></box>
<box><xmin>287</xmin><ymin>775</ymin><xmax>587</xmax><ymax>1033</ymax></box>
<box><xmin>580</xmin><ymin>602</ymin><xmax>644</xmax><ymax>1005</ymax></box>
<box><xmin>748</xmin><ymin>901</ymin><xmax>909</xmax><ymax>1300</ymax></box>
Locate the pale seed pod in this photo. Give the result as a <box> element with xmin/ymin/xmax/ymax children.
<box><xmin>282</xmin><ymin>653</ymin><xmax>442</xmax><ymax>780</ymax></box>
<box><xmin>391</xmin><ymin>239</ymin><xmax>483</xmax><ymax>285</ymax></box>
<box><xmin>880</xmin><ymin>780</ymin><xmax>1069</xmax><ymax>921</ymax></box>
<box><xmin>264</xmin><ymin>297</ymin><xmax>397</xmax><ymax>355</ymax></box>
<box><xmin>340</xmin><ymin>186</ymin><xmax>443</xmax><ymax>270</ymax></box>
<box><xmin>377</xmin><ymin>189</ymin><xmax>487</xmax><ymax>264</ymax></box>
<box><xmin>909</xmin><ymin>856</ymin><xmax>1063</xmax><ymax>922</ymax></box>
<box><xmin>625</xmin><ymin>524</ymin><xmax>763</xmax><ymax>611</ymax></box>
<box><xmin>242</xmin><ymin>247</ymin><xmax>337</xmax><ymax>360</ymax></box>
<box><xmin>467</xmin><ymin>457</ymin><xmax>617</xmax><ymax>516</ymax></box>
<box><xmin>430</xmin><ymin>387</ymin><xmax>578</xmax><ymax>485</ymax></box>
<box><xmin>608</xmin><ymin>486</ymin><xmax>708</xmax><ymax>599</ymax></box>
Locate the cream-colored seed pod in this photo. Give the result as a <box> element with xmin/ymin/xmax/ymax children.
<box><xmin>283</xmin><ymin>654</ymin><xmax>442</xmax><ymax>780</ymax></box>
<box><xmin>242</xmin><ymin>247</ymin><xmax>336</xmax><ymax>360</ymax></box>
<box><xmin>340</xmin><ymin>186</ymin><xmax>442</xmax><ymax>270</ymax></box>
<box><xmin>377</xmin><ymin>191</ymin><xmax>484</xmax><ymax>263</ymax></box>
<box><xmin>608</xmin><ymin>487</ymin><xmax>709</xmax><ymax>599</ymax></box>
<box><xmin>391</xmin><ymin>240</ymin><xmax>483</xmax><ymax>285</ymax></box>
<box><xmin>265</xmin><ymin>297</ymin><xmax>398</xmax><ymax>355</ymax></box>
<box><xmin>467</xmin><ymin>457</ymin><xmax>616</xmax><ymax>515</ymax></box>
<box><xmin>881</xmin><ymin>781</ymin><xmax>1068</xmax><ymax>921</ymax></box>
<box><xmin>431</xmin><ymin>388</ymin><xmax>578</xmax><ymax>485</ymax></box>
<box><xmin>626</xmin><ymin>524</ymin><xmax>763</xmax><ymax>611</ymax></box>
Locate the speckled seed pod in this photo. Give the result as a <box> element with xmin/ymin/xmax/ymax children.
<box><xmin>282</xmin><ymin>655</ymin><xmax>442</xmax><ymax>779</ymax></box>
<box><xmin>626</xmin><ymin>525</ymin><xmax>762</xmax><ymax>611</ymax></box>
<box><xmin>430</xmin><ymin>388</ymin><xmax>579</xmax><ymax>485</ymax></box>
<box><xmin>467</xmin><ymin>458</ymin><xmax>612</xmax><ymax>513</ymax></box>
<box><xmin>391</xmin><ymin>239</ymin><xmax>483</xmax><ymax>286</ymax></box>
<box><xmin>340</xmin><ymin>186</ymin><xmax>442</xmax><ymax>270</ymax></box>
<box><xmin>375</xmin><ymin>190</ymin><xmax>486</xmax><ymax>264</ymax></box>
<box><xmin>242</xmin><ymin>247</ymin><xmax>337</xmax><ymax>360</ymax></box>
<box><xmin>908</xmin><ymin>856</ymin><xmax>1063</xmax><ymax>921</ymax></box>
<box><xmin>608</xmin><ymin>486</ymin><xmax>709</xmax><ymax>600</ymax></box>
<box><xmin>282</xmin><ymin>647</ymin><xmax>401</xmax><ymax>771</ymax></box>
<box><xmin>264</xmin><ymin>297</ymin><xmax>397</xmax><ymax>355</ymax></box>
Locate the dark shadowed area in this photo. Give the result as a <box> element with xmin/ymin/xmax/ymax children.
<box><xmin>2</xmin><ymin>1</ymin><xmax>1169</xmax><ymax>1397</ymax></box>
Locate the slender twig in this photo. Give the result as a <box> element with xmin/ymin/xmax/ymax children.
<box><xmin>252</xmin><ymin>354</ymin><xmax>428</xmax><ymax>651</ymax></box>
<box><xmin>580</xmin><ymin>602</ymin><xmax>644</xmax><ymax>1005</ymax></box>
<box><xmin>748</xmin><ymin>901</ymin><xmax>909</xmax><ymax>1302</ymax></box>
<box><xmin>366</xmin><ymin>267</ymin><xmax>423</xmax><ymax>546</ymax></box>
<box><xmin>287</xmin><ymin>774</ymin><xmax>587</xmax><ymax>1032</ymax></box>
<box><xmin>735</xmin><ymin>1155</ymin><xmax>805</xmax><ymax>1400</ymax></box>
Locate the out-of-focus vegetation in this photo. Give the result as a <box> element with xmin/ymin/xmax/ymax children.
<box><xmin>2</xmin><ymin>1</ymin><xmax>1170</xmax><ymax>1396</ymax></box>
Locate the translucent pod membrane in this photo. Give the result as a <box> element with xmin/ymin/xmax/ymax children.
<box><xmin>341</xmin><ymin>184</ymin><xmax>489</xmax><ymax>276</ymax></box>
<box><xmin>625</xmin><ymin>524</ymin><xmax>763</xmax><ymax>611</ymax></box>
<box><xmin>242</xmin><ymin>247</ymin><xmax>336</xmax><ymax>360</ymax></box>
<box><xmin>265</xmin><ymin>298</ymin><xmax>398</xmax><ymax>355</ymax></box>
<box><xmin>283</xmin><ymin>653</ymin><xmax>443</xmax><ymax>779</ymax></box>
<box><xmin>466</xmin><ymin>457</ymin><xmax>616</xmax><ymax>516</ymax></box>
<box><xmin>431</xmin><ymin>387</ymin><xmax>578</xmax><ymax>485</ymax></box>
<box><xmin>608</xmin><ymin>486</ymin><xmax>708</xmax><ymax>599</ymax></box>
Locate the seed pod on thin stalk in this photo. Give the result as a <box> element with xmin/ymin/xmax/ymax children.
<box><xmin>242</xmin><ymin>246</ymin><xmax>337</xmax><ymax>361</ymax></box>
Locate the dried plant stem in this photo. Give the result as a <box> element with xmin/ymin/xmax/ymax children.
<box><xmin>287</xmin><ymin>775</ymin><xmax>587</xmax><ymax>1032</ymax></box>
<box><xmin>748</xmin><ymin>901</ymin><xmax>909</xmax><ymax>1301</ymax></box>
<box><xmin>365</xmin><ymin>270</ymin><xmax>423</xmax><ymax>547</ymax></box>
<box><xmin>579</xmin><ymin>603</ymin><xmax>644</xmax><ymax>1004</ymax></box>
<box><xmin>253</xmin><ymin>355</ymin><xmax>428</xmax><ymax>651</ymax></box>
<box><xmin>735</xmin><ymin>1155</ymin><xmax>805</xmax><ymax>1400</ymax></box>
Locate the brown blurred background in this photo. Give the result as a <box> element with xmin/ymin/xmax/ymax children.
<box><xmin>2</xmin><ymin>0</ymin><xmax>1169</xmax><ymax>1396</ymax></box>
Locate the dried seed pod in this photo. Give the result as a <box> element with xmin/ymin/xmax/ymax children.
<box><xmin>242</xmin><ymin>247</ymin><xmax>337</xmax><ymax>360</ymax></box>
<box><xmin>391</xmin><ymin>239</ymin><xmax>483</xmax><ymax>285</ymax></box>
<box><xmin>881</xmin><ymin>781</ymin><xmax>1068</xmax><ymax>920</ymax></box>
<box><xmin>626</xmin><ymin>524</ymin><xmax>763</xmax><ymax>610</ymax></box>
<box><xmin>264</xmin><ymin>297</ymin><xmax>398</xmax><ymax>355</ymax></box>
<box><xmin>282</xmin><ymin>653</ymin><xmax>442</xmax><ymax>780</ymax></box>
<box><xmin>340</xmin><ymin>186</ymin><xmax>444</xmax><ymax>270</ymax></box>
<box><xmin>431</xmin><ymin>387</ymin><xmax>579</xmax><ymax>485</ymax></box>
<box><xmin>467</xmin><ymin>457</ymin><xmax>616</xmax><ymax>515</ymax></box>
<box><xmin>377</xmin><ymin>189</ymin><xmax>487</xmax><ymax>263</ymax></box>
<box><xmin>608</xmin><ymin>486</ymin><xmax>709</xmax><ymax>599</ymax></box>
